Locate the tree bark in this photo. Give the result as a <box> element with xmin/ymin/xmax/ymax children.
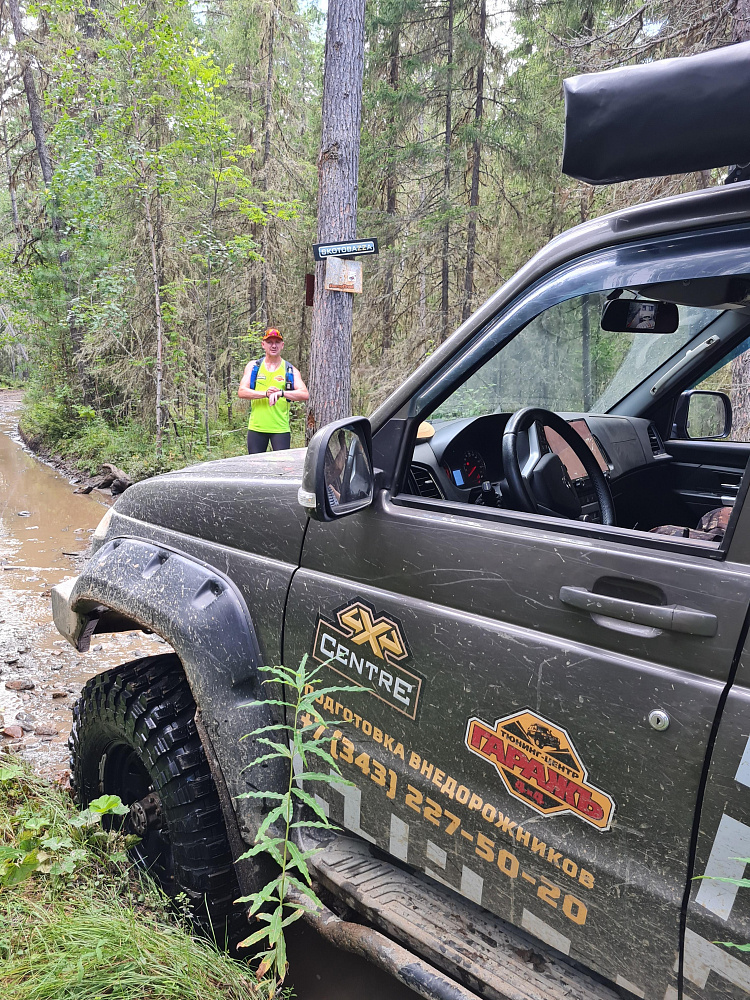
<box><xmin>382</xmin><ymin>23</ymin><xmax>400</xmax><ymax>353</ymax></box>
<box><xmin>260</xmin><ymin>4</ymin><xmax>275</xmax><ymax>327</ymax></box>
<box><xmin>733</xmin><ymin>0</ymin><xmax>750</xmax><ymax>41</ymax></box>
<box><xmin>7</xmin><ymin>0</ymin><xmax>54</xmax><ymax>188</ymax></box>
<box><xmin>440</xmin><ymin>0</ymin><xmax>454</xmax><ymax>342</ymax></box>
<box><xmin>306</xmin><ymin>0</ymin><xmax>366</xmax><ymax>441</ymax></box>
<box><xmin>205</xmin><ymin>157</ymin><xmax>220</xmax><ymax>449</ymax></box>
<box><xmin>2</xmin><ymin>122</ymin><xmax>20</xmax><ymax>251</ymax></box>
<box><xmin>8</xmin><ymin>0</ymin><xmax>93</xmax><ymax>398</ymax></box>
<box><xmin>205</xmin><ymin>254</ymin><xmax>212</xmax><ymax>448</ymax></box>
<box><xmin>731</xmin><ymin>0</ymin><xmax>750</xmax><ymax>439</ymax></box>
<box><xmin>461</xmin><ymin>0</ymin><xmax>486</xmax><ymax>324</ymax></box>
<box><xmin>143</xmin><ymin>189</ymin><xmax>165</xmax><ymax>455</ymax></box>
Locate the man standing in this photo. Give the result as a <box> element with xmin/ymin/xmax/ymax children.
<box><xmin>238</xmin><ymin>328</ymin><xmax>309</xmax><ymax>454</ymax></box>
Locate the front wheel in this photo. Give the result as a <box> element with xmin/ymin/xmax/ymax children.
<box><xmin>69</xmin><ymin>653</ymin><xmax>246</xmax><ymax>948</ymax></box>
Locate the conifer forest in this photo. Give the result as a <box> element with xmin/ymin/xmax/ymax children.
<box><xmin>0</xmin><ymin>0</ymin><xmax>744</xmax><ymax>475</ymax></box>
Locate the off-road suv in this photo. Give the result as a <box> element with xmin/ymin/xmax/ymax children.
<box><xmin>53</xmin><ymin>43</ymin><xmax>750</xmax><ymax>1000</ymax></box>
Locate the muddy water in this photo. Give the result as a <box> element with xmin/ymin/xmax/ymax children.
<box><xmin>0</xmin><ymin>390</ymin><xmax>168</xmax><ymax>779</ymax></box>
<box><xmin>0</xmin><ymin>390</ymin><xmax>418</xmax><ymax>998</ymax></box>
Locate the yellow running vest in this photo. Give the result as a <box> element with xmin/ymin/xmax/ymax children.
<box><xmin>248</xmin><ymin>359</ymin><xmax>291</xmax><ymax>434</ymax></box>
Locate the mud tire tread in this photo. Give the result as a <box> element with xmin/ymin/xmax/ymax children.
<box><xmin>69</xmin><ymin>653</ymin><xmax>246</xmax><ymax>947</ymax></box>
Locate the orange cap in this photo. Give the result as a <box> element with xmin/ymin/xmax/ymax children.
<box><xmin>262</xmin><ymin>328</ymin><xmax>283</xmax><ymax>341</ymax></box>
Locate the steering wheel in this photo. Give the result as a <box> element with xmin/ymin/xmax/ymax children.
<box><xmin>501</xmin><ymin>408</ymin><xmax>615</xmax><ymax>526</ymax></box>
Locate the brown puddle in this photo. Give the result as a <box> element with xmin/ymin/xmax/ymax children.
<box><xmin>0</xmin><ymin>390</ymin><xmax>169</xmax><ymax>779</ymax></box>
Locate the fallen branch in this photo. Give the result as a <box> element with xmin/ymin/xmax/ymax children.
<box><xmin>73</xmin><ymin>463</ymin><xmax>133</xmax><ymax>496</ymax></box>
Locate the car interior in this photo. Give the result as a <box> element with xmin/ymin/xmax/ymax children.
<box><xmin>401</xmin><ymin>276</ymin><xmax>750</xmax><ymax>552</ymax></box>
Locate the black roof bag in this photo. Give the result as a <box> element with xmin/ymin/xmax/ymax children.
<box><xmin>562</xmin><ymin>42</ymin><xmax>750</xmax><ymax>185</ymax></box>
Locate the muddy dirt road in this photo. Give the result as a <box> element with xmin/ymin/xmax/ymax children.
<box><xmin>0</xmin><ymin>391</ymin><xmax>168</xmax><ymax>778</ymax></box>
<box><xmin>0</xmin><ymin>390</ymin><xmax>417</xmax><ymax>1000</ymax></box>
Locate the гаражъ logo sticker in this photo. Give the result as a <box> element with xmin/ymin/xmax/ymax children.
<box><xmin>312</xmin><ymin>600</ymin><xmax>423</xmax><ymax>720</ymax></box>
<box><xmin>466</xmin><ymin>710</ymin><xmax>615</xmax><ymax>830</ymax></box>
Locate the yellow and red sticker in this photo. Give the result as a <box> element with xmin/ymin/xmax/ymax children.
<box><xmin>466</xmin><ymin>710</ymin><xmax>615</xmax><ymax>831</ymax></box>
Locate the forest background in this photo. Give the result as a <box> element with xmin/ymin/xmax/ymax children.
<box><xmin>0</xmin><ymin>0</ymin><xmax>742</xmax><ymax>477</ymax></box>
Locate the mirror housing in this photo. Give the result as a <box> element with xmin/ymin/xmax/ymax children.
<box><xmin>600</xmin><ymin>298</ymin><xmax>679</xmax><ymax>333</ymax></box>
<box><xmin>298</xmin><ymin>417</ymin><xmax>374</xmax><ymax>522</ymax></box>
<box><xmin>673</xmin><ymin>390</ymin><xmax>732</xmax><ymax>440</ymax></box>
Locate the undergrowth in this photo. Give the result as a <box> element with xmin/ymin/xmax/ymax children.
<box><xmin>18</xmin><ymin>382</ymin><xmax>306</xmax><ymax>480</ymax></box>
<box><xmin>0</xmin><ymin>758</ymin><xmax>271</xmax><ymax>1000</ymax></box>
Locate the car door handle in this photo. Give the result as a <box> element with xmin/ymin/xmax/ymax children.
<box><xmin>559</xmin><ymin>586</ymin><xmax>718</xmax><ymax>637</ymax></box>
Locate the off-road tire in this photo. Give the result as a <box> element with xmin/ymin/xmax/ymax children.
<box><xmin>69</xmin><ymin>653</ymin><xmax>247</xmax><ymax>948</ymax></box>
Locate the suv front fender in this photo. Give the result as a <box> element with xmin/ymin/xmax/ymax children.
<box><xmin>52</xmin><ymin>536</ymin><xmax>285</xmax><ymax>850</ymax></box>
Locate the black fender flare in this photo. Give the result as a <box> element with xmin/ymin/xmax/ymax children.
<box><xmin>53</xmin><ymin>536</ymin><xmax>286</xmax><ymax>864</ymax></box>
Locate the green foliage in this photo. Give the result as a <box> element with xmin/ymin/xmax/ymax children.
<box><xmin>0</xmin><ymin>765</ymin><xmax>136</xmax><ymax>890</ymax></box>
<box><xmin>0</xmin><ymin>761</ymin><xmax>269</xmax><ymax>999</ymax></box>
<box><xmin>1</xmin><ymin>0</ymin><xmax>730</xmax><ymax>443</ymax></box>
<box><xmin>235</xmin><ymin>655</ymin><xmax>361</xmax><ymax>986</ymax></box>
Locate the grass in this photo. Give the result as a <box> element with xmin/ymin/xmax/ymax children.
<box><xmin>0</xmin><ymin>759</ymin><xmax>271</xmax><ymax>1000</ymax></box>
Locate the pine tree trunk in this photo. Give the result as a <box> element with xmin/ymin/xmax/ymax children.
<box><xmin>7</xmin><ymin>0</ymin><xmax>54</xmax><ymax>188</ymax></box>
<box><xmin>440</xmin><ymin>0</ymin><xmax>454</xmax><ymax>342</ymax></box>
<box><xmin>205</xmin><ymin>255</ymin><xmax>212</xmax><ymax>448</ymax></box>
<box><xmin>382</xmin><ymin>24</ymin><xmax>399</xmax><ymax>353</ymax></box>
<box><xmin>205</xmin><ymin>167</ymin><xmax>219</xmax><ymax>449</ymax></box>
<box><xmin>731</xmin><ymin>0</ymin><xmax>750</xmax><ymax>439</ymax></box>
<box><xmin>8</xmin><ymin>0</ymin><xmax>93</xmax><ymax>399</ymax></box>
<box><xmin>3</xmin><ymin>123</ymin><xmax>20</xmax><ymax>251</ymax></box>
<box><xmin>143</xmin><ymin>189</ymin><xmax>165</xmax><ymax>455</ymax></box>
<box><xmin>306</xmin><ymin>0</ymin><xmax>366</xmax><ymax>441</ymax></box>
<box><xmin>461</xmin><ymin>0</ymin><xmax>485</xmax><ymax>324</ymax></box>
<box><xmin>260</xmin><ymin>5</ymin><xmax>275</xmax><ymax>327</ymax></box>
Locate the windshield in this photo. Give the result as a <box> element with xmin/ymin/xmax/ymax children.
<box><xmin>431</xmin><ymin>291</ymin><xmax>721</xmax><ymax>419</ymax></box>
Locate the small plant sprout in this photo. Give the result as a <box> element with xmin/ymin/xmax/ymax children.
<box><xmin>235</xmin><ymin>655</ymin><xmax>361</xmax><ymax>986</ymax></box>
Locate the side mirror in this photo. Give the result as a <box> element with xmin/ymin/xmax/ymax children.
<box><xmin>673</xmin><ymin>390</ymin><xmax>732</xmax><ymax>440</ymax></box>
<box><xmin>298</xmin><ymin>417</ymin><xmax>374</xmax><ymax>522</ymax></box>
<box><xmin>600</xmin><ymin>298</ymin><xmax>679</xmax><ymax>334</ymax></box>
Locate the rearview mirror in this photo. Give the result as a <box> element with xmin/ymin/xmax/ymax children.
<box><xmin>298</xmin><ymin>417</ymin><xmax>374</xmax><ymax>521</ymax></box>
<box><xmin>600</xmin><ymin>298</ymin><xmax>679</xmax><ymax>333</ymax></box>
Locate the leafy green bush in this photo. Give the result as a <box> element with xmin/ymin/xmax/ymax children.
<box><xmin>19</xmin><ymin>384</ymin><xmax>80</xmax><ymax>447</ymax></box>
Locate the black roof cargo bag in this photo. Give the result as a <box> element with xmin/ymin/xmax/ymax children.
<box><xmin>562</xmin><ymin>42</ymin><xmax>750</xmax><ymax>185</ymax></box>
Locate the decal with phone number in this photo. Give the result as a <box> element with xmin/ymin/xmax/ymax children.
<box><xmin>405</xmin><ymin>782</ymin><xmax>588</xmax><ymax>926</ymax></box>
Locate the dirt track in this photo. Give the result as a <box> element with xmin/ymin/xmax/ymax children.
<box><xmin>0</xmin><ymin>390</ymin><xmax>168</xmax><ymax>780</ymax></box>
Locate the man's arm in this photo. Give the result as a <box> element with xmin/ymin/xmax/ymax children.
<box><xmin>238</xmin><ymin>361</ymin><xmax>270</xmax><ymax>400</ymax></box>
<box><xmin>283</xmin><ymin>366</ymin><xmax>309</xmax><ymax>402</ymax></box>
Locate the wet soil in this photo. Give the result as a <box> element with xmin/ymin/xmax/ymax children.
<box><xmin>0</xmin><ymin>390</ymin><xmax>168</xmax><ymax>779</ymax></box>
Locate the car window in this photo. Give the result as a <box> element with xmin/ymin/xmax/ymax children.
<box><xmin>406</xmin><ymin>271</ymin><xmax>750</xmax><ymax>551</ymax></box>
<box><xmin>431</xmin><ymin>291</ymin><xmax>721</xmax><ymax>420</ymax></box>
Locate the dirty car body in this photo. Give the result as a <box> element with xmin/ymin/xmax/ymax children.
<box><xmin>53</xmin><ymin>44</ymin><xmax>750</xmax><ymax>1000</ymax></box>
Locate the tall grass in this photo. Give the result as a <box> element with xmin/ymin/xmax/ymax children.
<box><xmin>0</xmin><ymin>760</ymin><xmax>271</xmax><ymax>1000</ymax></box>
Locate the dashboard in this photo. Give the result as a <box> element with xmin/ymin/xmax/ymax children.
<box><xmin>408</xmin><ymin>412</ymin><xmax>668</xmax><ymax>514</ymax></box>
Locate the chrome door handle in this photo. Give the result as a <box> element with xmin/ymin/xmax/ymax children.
<box><xmin>559</xmin><ymin>586</ymin><xmax>718</xmax><ymax>637</ymax></box>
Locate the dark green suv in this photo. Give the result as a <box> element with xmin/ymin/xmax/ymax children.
<box><xmin>53</xmin><ymin>45</ymin><xmax>750</xmax><ymax>1000</ymax></box>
